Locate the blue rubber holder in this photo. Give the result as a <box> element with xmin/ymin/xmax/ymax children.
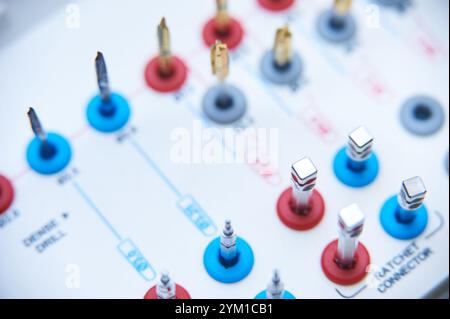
<box><xmin>317</xmin><ymin>9</ymin><xmax>356</xmax><ymax>43</ymax></box>
<box><xmin>202</xmin><ymin>84</ymin><xmax>247</xmax><ymax>124</ymax></box>
<box><xmin>400</xmin><ymin>96</ymin><xmax>445</xmax><ymax>136</ymax></box>
<box><xmin>26</xmin><ymin>133</ymin><xmax>72</xmax><ymax>175</ymax></box>
<box><xmin>255</xmin><ymin>290</ymin><xmax>296</xmax><ymax>299</ymax></box>
<box><xmin>333</xmin><ymin>147</ymin><xmax>379</xmax><ymax>188</ymax></box>
<box><xmin>86</xmin><ymin>92</ymin><xmax>131</xmax><ymax>133</ymax></box>
<box><xmin>204</xmin><ymin>237</ymin><xmax>254</xmax><ymax>284</ymax></box>
<box><xmin>380</xmin><ymin>195</ymin><xmax>428</xmax><ymax>240</ymax></box>
<box><xmin>260</xmin><ymin>51</ymin><xmax>303</xmax><ymax>85</ymax></box>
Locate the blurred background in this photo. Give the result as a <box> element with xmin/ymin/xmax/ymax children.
<box><xmin>0</xmin><ymin>0</ymin><xmax>71</xmax><ymax>49</ymax></box>
<box><xmin>0</xmin><ymin>0</ymin><xmax>448</xmax><ymax>299</ymax></box>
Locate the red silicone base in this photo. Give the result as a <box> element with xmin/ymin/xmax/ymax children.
<box><xmin>202</xmin><ymin>18</ymin><xmax>244</xmax><ymax>50</ymax></box>
<box><xmin>144</xmin><ymin>56</ymin><xmax>188</xmax><ymax>93</ymax></box>
<box><xmin>144</xmin><ymin>284</ymin><xmax>191</xmax><ymax>299</ymax></box>
<box><xmin>276</xmin><ymin>188</ymin><xmax>325</xmax><ymax>231</ymax></box>
<box><xmin>0</xmin><ymin>175</ymin><xmax>14</xmax><ymax>215</ymax></box>
<box><xmin>321</xmin><ymin>239</ymin><xmax>371</xmax><ymax>286</ymax></box>
<box><xmin>258</xmin><ymin>0</ymin><xmax>295</xmax><ymax>12</ymax></box>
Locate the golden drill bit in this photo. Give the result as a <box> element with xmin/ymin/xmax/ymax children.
<box><xmin>215</xmin><ymin>0</ymin><xmax>230</xmax><ymax>31</ymax></box>
<box><xmin>211</xmin><ymin>40</ymin><xmax>229</xmax><ymax>82</ymax></box>
<box><xmin>334</xmin><ymin>0</ymin><xmax>352</xmax><ymax>16</ymax></box>
<box><xmin>157</xmin><ymin>17</ymin><xmax>172</xmax><ymax>75</ymax></box>
<box><xmin>273</xmin><ymin>25</ymin><xmax>292</xmax><ymax>67</ymax></box>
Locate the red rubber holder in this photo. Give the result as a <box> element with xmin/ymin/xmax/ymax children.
<box><xmin>144</xmin><ymin>56</ymin><xmax>188</xmax><ymax>93</ymax></box>
<box><xmin>144</xmin><ymin>284</ymin><xmax>191</xmax><ymax>299</ymax></box>
<box><xmin>202</xmin><ymin>18</ymin><xmax>244</xmax><ymax>50</ymax></box>
<box><xmin>258</xmin><ymin>0</ymin><xmax>295</xmax><ymax>12</ymax></box>
<box><xmin>321</xmin><ymin>239</ymin><xmax>371</xmax><ymax>286</ymax></box>
<box><xmin>0</xmin><ymin>175</ymin><xmax>14</xmax><ymax>215</ymax></box>
<box><xmin>276</xmin><ymin>187</ymin><xmax>325</xmax><ymax>231</ymax></box>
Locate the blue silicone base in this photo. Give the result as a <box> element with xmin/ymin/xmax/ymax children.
<box><xmin>260</xmin><ymin>51</ymin><xmax>303</xmax><ymax>85</ymax></box>
<box><xmin>380</xmin><ymin>195</ymin><xmax>428</xmax><ymax>240</ymax></box>
<box><xmin>333</xmin><ymin>147</ymin><xmax>379</xmax><ymax>188</ymax></box>
<box><xmin>86</xmin><ymin>92</ymin><xmax>131</xmax><ymax>133</ymax></box>
<box><xmin>26</xmin><ymin>133</ymin><xmax>72</xmax><ymax>175</ymax></box>
<box><xmin>202</xmin><ymin>85</ymin><xmax>247</xmax><ymax>124</ymax></box>
<box><xmin>400</xmin><ymin>95</ymin><xmax>444</xmax><ymax>137</ymax></box>
<box><xmin>203</xmin><ymin>237</ymin><xmax>254</xmax><ymax>284</ymax></box>
<box><xmin>255</xmin><ymin>290</ymin><xmax>296</xmax><ymax>299</ymax></box>
<box><xmin>317</xmin><ymin>10</ymin><xmax>356</xmax><ymax>43</ymax></box>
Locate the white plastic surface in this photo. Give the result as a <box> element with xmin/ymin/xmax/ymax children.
<box><xmin>0</xmin><ymin>0</ymin><xmax>448</xmax><ymax>298</ymax></box>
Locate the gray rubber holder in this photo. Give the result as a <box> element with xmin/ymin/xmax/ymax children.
<box><xmin>260</xmin><ymin>51</ymin><xmax>303</xmax><ymax>85</ymax></box>
<box><xmin>400</xmin><ymin>95</ymin><xmax>445</xmax><ymax>136</ymax></box>
<box><xmin>202</xmin><ymin>84</ymin><xmax>247</xmax><ymax>124</ymax></box>
<box><xmin>317</xmin><ymin>9</ymin><xmax>356</xmax><ymax>43</ymax></box>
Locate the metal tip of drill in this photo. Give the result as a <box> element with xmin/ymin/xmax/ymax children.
<box><xmin>158</xmin><ymin>17</ymin><xmax>171</xmax><ymax>56</ymax></box>
<box><xmin>95</xmin><ymin>51</ymin><xmax>110</xmax><ymax>102</ymax></box>
<box><xmin>159</xmin><ymin>17</ymin><xmax>168</xmax><ymax>29</ymax></box>
<box><xmin>157</xmin><ymin>271</ymin><xmax>176</xmax><ymax>299</ymax></box>
<box><xmin>157</xmin><ymin>17</ymin><xmax>172</xmax><ymax>75</ymax></box>
<box><xmin>211</xmin><ymin>40</ymin><xmax>229</xmax><ymax>82</ymax></box>
<box><xmin>27</xmin><ymin>107</ymin><xmax>46</xmax><ymax>141</ymax></box>
<box><xmin>273</xmin><ymin>25</ymin><xmax>292</xmax><ymax>67</ymax></box>
<box><xmin>272</xmin><ymin>269</ymin><xmax>281</xmax><ymax>284</ymax></box>
<box><xmin>160</xmin><ymin>271</ymin><xmax>170</xmax><ymax>284</ymax></box>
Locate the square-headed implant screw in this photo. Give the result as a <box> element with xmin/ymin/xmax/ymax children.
<box><xmin>397</xmin><ymin>176</ymin><xmax>427</xmax><ymax>224</ymax></box>
<box><xmin>337</xmin><ymin>203</ymin><xmax>365</xmax><ymax>268</ymax></box>
<box><xmin>399</xmin><ymin>176</ymin><xmax>427</xmax><ymax>210</ymax></box>
<box><xmin>291</xmin><ymin>157</ymin><xmax>317</xmax><ymax>212</ymax></box>
<box><xmin>347</xmin><ymin>126</ymin><xmax>374</xmax><ymax>162</ymax></box>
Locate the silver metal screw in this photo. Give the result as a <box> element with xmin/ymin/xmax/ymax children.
<box><xmin>336</xmin><ymin>203</ymin><xmax>365</xmax><ymax>268</ymax></box>
<box><xmin>220</xmin><ymin>220</ymin><xmax>237</xmax><ymax>264</ymax></box>
<box><xmin>397</xmin><ymin>176</ymin><xmax>427</xmax><ymax>223</ymax></box>
<box><xmin>156</xmin><ymin>271</ymin><xmax>176</xmax><ymax>299</ymax></box>
<box><xmin>266</xmin><ymin>269</ymin><xmax>285</xmax><ymax>299</ymax></box>
<box><xmin>346</xmin><ymin>126</ymin><xmax>374</xmax><ymax>171</ymax></box>
<box><xmin>291</xmin><ymin>157</ymin><xmax>317</xmax><ymax>213</ymax></box>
